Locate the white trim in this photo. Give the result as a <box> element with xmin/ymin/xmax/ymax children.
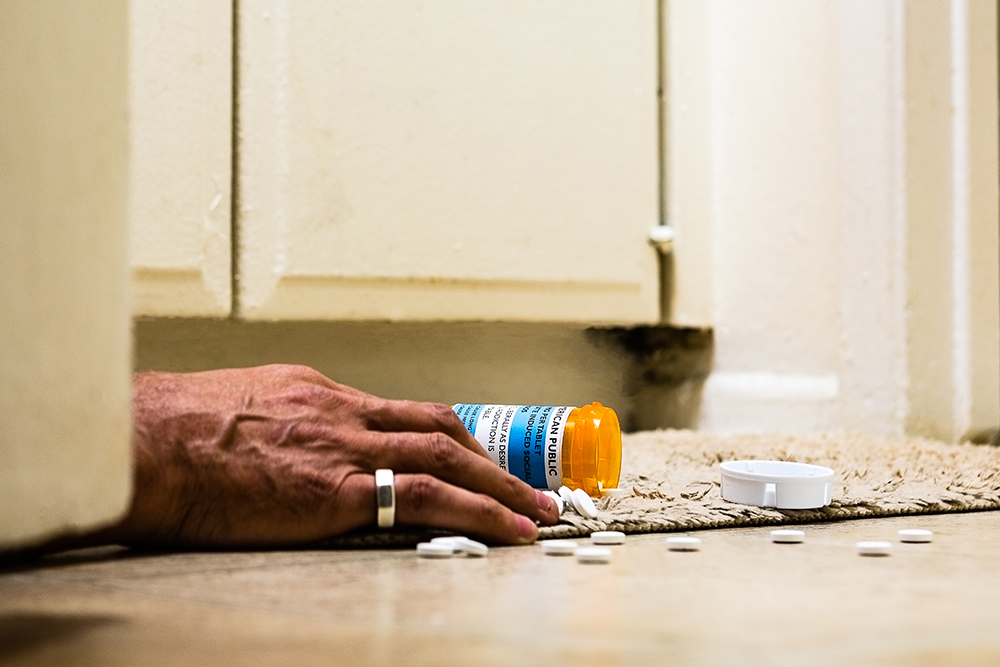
<box><xmin>950</xmin><ymin>0</ymin><xmax>972</xmax><ymax>440</ymax></box>
<box><xmin>704</xmin><ymin>372</ymin><xmax>840</xmax><ymax>402</ymax></box>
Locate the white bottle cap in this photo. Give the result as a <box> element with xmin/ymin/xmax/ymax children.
<box><xmin>720</xmin><ymin>460</ymin><xmax>834</xmax><ymax>509</ymax></box>
<box><xmin>570</xmin><ymin>488</ymin><xmax>599</xmax><ymax>519</ymax></box>
<box><xmin>417</xmin><ymin>542</ymin><xmax>455</xmax><ymax>558</ymax></box>
<box><xmin>856</xmin><ymin>540</ymin><xmax>892</xmax><ymax>556</ymax></box>
<box><xmin>541</xmin><ymin>541</ymin><xmax>579</xmax><ymax>556</ymax></box>
<box><xmin>666</xmin><ymin>536</ymin><xmax>701</xmax><ymax>551</ymax></box>
<box><xmin>574</xmin><ymin>546</ymin><xmax>613</xmax><ymax>564</ymax></box>
<box><xmin>591</xmin><ymin>531</ymin><xmax>626</xmax><ymax>545</ymax></box>
<box><xmin>543</xmin><ymin>490</ymin><xmax>565</xmax><ymax>515</ymax></box>
<box><xmin>770</xmin><ymin>529</ymin><xmax>805</xmax><ymax>544</ymax></box>
<box><xmin>898</xmin><ymin>529</ymin><xmax>933</xmax><ymax>543</ymax></box>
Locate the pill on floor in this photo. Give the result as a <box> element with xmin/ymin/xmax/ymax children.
<box><xmin>770</xmin><ymin>529</ymin><xmax>805</xmax><ymax>544</ymax></box>
<box><xmin>601</xmin><ymin>487</ymin><xmax>631</xmax><ymax>499</ymax></box>
<box><xmin>558</xmin><ymin>486</ymin><xmax>575</xmax><ymax>507</ymax></box>
<box><xmin>591</xmin><ymin>531</ymin><xmax>626</xmax><ymax>545</ymax></box>
<box><xmin>856</xmin><ymin>540</ymin><xmax>892</xmax><ymax>556</ymax></box>
<box><xmin>417</xmin><ymin>542</ymin><xmax>456</xmax><ymax>558</ymax></box>
<box><xmin>453</xmin><ymin>537</ymin><xmax>489</xmax><ymax>557</ymax></box>
<box><xmin>430</xmin><ymin>536</ymin><xmax>460</xmax><ymax>547</ymax></box>
<box><xmin>543</xmin><ymin>490</ymin><xmax>565</xmax><ymax>515</ymax></box>
<box><xmin>571</xmin><ymin>488</ymin><xmax>599</xmax><ymax>520</ymax></box>
<box><xmin>574</xmin><ymin>546</ymin><xmax>613</xmax><ymax>564</ymax></box>
<box><xmin>542</xmin><ymin>541</ymin><xmax>579</xmax><ymax>556</ymax></box>
<box><xmin>898</xmin><ymin>529</ymin><xmax>933</xmax><ymax>543</ymax></box>
<box><xmin>666</xmin><ymin>536</ymin><xmax>701</xmax><ymax>551</ymax></box>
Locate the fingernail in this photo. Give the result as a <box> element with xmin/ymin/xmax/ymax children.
<box><xmin>536</xmin><ymin>490</ymin><xmax>554</xmax><ymax>513</ymax></box>
<box><xmin>516</xmin><ymin>515</ymin><xmax>538</xmax><ymax>542</ymax></box>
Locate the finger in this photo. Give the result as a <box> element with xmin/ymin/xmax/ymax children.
<box><xmin>362</xmin><ymin>399</ymin><xmax>491</xmax><ymax>461</ymax></box>
<box><xmin>393</xmin><ymin>474</ymin><xmax>540</xmax><ymax>545</ymax></box>
<box><xmin>361</xmin><ymin>431</ymin><xmax>560</xmax><ymax>526</ymax></box>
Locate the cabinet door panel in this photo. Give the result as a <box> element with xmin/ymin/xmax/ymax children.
<box><xmin>129</xmin><ymin>1</ymin><xmax>232</xmax><ymax>316</ymax></box>
<box><xmin>237</xmin><ymin>0</ymin><xmax>659</xmax><ymax>322</ymax></box>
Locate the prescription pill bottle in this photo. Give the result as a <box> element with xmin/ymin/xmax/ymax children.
<box><xmin>452</xmin><ymin>403</ymin><xmax>621</xmax><ymax>497</ymax></box>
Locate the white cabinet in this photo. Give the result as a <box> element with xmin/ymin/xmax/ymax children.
<box><xmin>129</xmin><ymin>1</ymin><xmax>232</xmax><ymax>317</ymax></box>
<box><xmin>235</xmin><ymin>0</ymin><xmax>660</xmax><ymax>322</ymax></box>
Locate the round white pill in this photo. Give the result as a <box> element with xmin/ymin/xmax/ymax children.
<box><xmin>430</xmin><ymin>536</ymin><xmax>460</xmax><ymax>547</ymax></box>
<box><xmin>558</xmin><ymin>485</ymin><xmax>575</xmax><ymax>507</ymax></box>
<box><xmin>574</xmin><ymin>546</ymin><xmax>613</xmax><ymax>564</ymax></box>
<box><xmin>453</xmin><ymin>537</ymin><xmax>489</xmax><ymax>557</ymax></box>
<box><xmin>543</xmin><ymin>490</ymin><xmax>565</xmax><ymax>515</ymax></box>
<box><xmin>856</xmin><ymin>540</ymin><xmax>892</xmax><ymax>556</ymax></box>
<box><xmin>666</xmin><ymin>536</ymin><xmax>701</xmax><ymax>551</ymax></box>
<box><xmin>770</xmin><ymin>529</ymin><xmax>805</xmax><ymax>544</ymax></box>
<box><xmin>417</xmin><ymin>542</ymin><xmax>455</xmax><ymax>558</ymax></box>
<box><xmin>571</xmin><ymin>488</ymin><xmax>599</xmax><ymax>520</ymax></box>
<box><xmin>898</xmin><ymin>529</ymin><xmax>933</xmax><ymax>543</ymax></box>
<box><xmin>601</xmin><ymin>487</ymin><xmax>631</xmax><ymax>499</ymax></box>
<box><xmin>591</xmin><ymin>531</ymin><xmax>626</xmax><ymax>545</ymax></box>
<box><xmin>541</xmin><ymin>541</ymin><xmax>579</xmax><ymax>556</ymax></box>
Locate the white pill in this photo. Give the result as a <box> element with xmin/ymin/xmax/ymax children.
<box><xmin>571</xmin><ymin>488</ymin><xmax>599</xmax><ymax>520</ymax></box>
<box><xmin>558</xmin><ymin>486</ymin><xmax>575</xmax><ymax>507</ymax></box>
<box><xmin>898</xmin><ymin>529</ymin><xmax>933</xmax><ymax>543</ymax></box>
<box><xmin>666</xmin><ymin>536</ymin><xmax>701</xmax><ymax>551</ymax></box>
<box><xmin>543</xmin><ymin>490</ymin><xmax>565</xmax><ymax>515</ymax></box>
<box><xmin>770</xmin><ymin>529</ymin><xmax>805</xmax><ymax>544</ymax></box>
<box><xmin>856</xmin><ymin>540</ymin><xmax>892</xmax><ymax>556</ymax></box>
<box><xmin>591</xmin><ymin>531</ymin><xmax>626</xmax><ymax>545</ymax></box>
<box><xmin>601</xmin><ymin>487</ymin><xmax>631</xmax><ymax>499</ymax></box>
<box><xmin>453</xmin><ymin>537</ymin><xmax>489</xmax><ymax>557</ymax></box>
<box><xmin>430</xmin><ymin>536</ymin><xmax>460</xmax><ymax>547</ymax></box>
<box><xmin>417</xmin><ymin>542</ymin><xmax>455</xmax><ymax>558</ymax></box>
<box><xmin>541</xmin><ymin>541</ymin><xmax>579</xmax><ymax>556</ymax></box>
<box><xmin>574</xmin><ymin>546</ymin><xmax>613</xmax><ymax>564</ymax></box>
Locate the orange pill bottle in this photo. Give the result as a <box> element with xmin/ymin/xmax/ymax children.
<box><xmin>452</xmin><ymin>403</ymin><xmax>622</xmax><ymax>498</ymax></box>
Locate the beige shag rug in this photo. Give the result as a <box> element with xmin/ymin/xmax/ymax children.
<box><xmin>329</xmin><ymin>430</ymin><xmax>1000</xmax><ymax>547</ymax></box>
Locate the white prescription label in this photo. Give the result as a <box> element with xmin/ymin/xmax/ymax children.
<box><xmin>453</xmin><ymin>404</ymin><xmax>572</xmax><ymax>491</ymax></box>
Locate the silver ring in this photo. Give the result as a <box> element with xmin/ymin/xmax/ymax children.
<box><xmin>375</xmin><ymin>469</ymin><xmax>395</xmax><ymax>529</ymax></box>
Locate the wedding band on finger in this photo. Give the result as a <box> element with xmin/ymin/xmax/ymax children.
<box><xmin>375</xmin><ymin>469</ymin><xmax>395</xmax><ymax>529</ymax></box>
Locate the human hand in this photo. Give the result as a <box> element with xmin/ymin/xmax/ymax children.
<box><xmin>109</xmin><ymin>365</ymin><xmax>560</xmax><ymax>548</ymax></box>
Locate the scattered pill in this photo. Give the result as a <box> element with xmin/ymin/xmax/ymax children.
<box><xmin>543</xmin><ymin>490</ymin><xmax>565</xmax><ymax>515</ymax></box>
<box><xmin>417</xmin><ymin>542</ymin><xmax>455</xmax><ymax>558</ymax></box>
<box><xmin>601</xmin><ymin>487</ymin><xmax>631</xmax><ymax>499</ymax></box>
<box><xmin>430</xmin><ymin>536</ymin><xmax>460</xmax><ymax>547</ymax></box>
<box><xmin>591</xmin><ymin>531</ymin><xmax>626</xmax><ymax>545</ymax></box>
<box><xmin>430</xmin><ymin>536</ymin><xmax>488</xmax><ymax>556</ymax></box>
<box><xmin>770</xmin><ymin>529</ymin><xmax>805</xmax><ymax>544</ymax></box>
<box><xmin>856</xmin><ymin>540</ymin><xmax>892</xmax><ymax>556</ymax></box>
<box><xmin>574</xmin><ymin>546</ymin><xmax>613</xmax><ymax>564</ymax></box>
<box><xmin>542</xmin><ymin>541</ymin><xmax>579</xmax><ymax>556</ymax></box>
<box><xmin>571</xmin><ymin>488</ymin><xmax>599</xmax><ymax>519</ymax></box>
<box><xmin>453</xmin><ymin>537</ymin><xmax>488</xmax><ymax>557</ymax></box>
<box><xmin>558</xmin><ymin>486</ymin><xmax>575</xmax><ymax>507</ymax></box>
<box><xmin>898</xmin><ymin>529</ymin><xmax>933</xmax><ymax>543</ymax></box>
<box><xmin>666</xmin><ymin>536</ymin><xmax>701</xmax><ymax>552</ymax></box>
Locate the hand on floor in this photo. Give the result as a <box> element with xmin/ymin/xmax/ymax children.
<box><xmin>105</xmin><ymin>365</ymin><xmax>558</xmax><ymax>548</ymax></box>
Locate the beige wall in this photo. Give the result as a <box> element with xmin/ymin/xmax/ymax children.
<box><xmin>666</xmin><ymin>0</ymin><xmax>999</xmax><ymax>440</ymax></box>
<box><xmin>0</xmin><ymin>2</ymin><xmax>133</xmax><ymax>548</ymax></box>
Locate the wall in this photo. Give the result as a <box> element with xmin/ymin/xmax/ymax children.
<box><xmin>666</xmin><ymin>0</ymin><xmax>1000</xmax><ymax>440</ymax></box>
<box><xmin>0</xmin><ymin>2</ymin><xmax>133</xmax><ymax>548</ymax></box>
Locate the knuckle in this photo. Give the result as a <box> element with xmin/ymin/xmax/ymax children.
<box><xmin>469</xmin><ymin>494</ymin><xmax>507</xmax><ymax>526</ymax></box>
<box><xmin>428</xmin><ymin>402</ymin><xmax>460</xmax><ymax>427</ymax></box>
<box><xmin>402</xmin><ymin>474</ymin><xmax>440</xmax><ymax>514</ymax></box>
<box><xmin>424</xmin><ymin>433</ymin><xmax>460</xmax><ymax>472</ymax></box>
